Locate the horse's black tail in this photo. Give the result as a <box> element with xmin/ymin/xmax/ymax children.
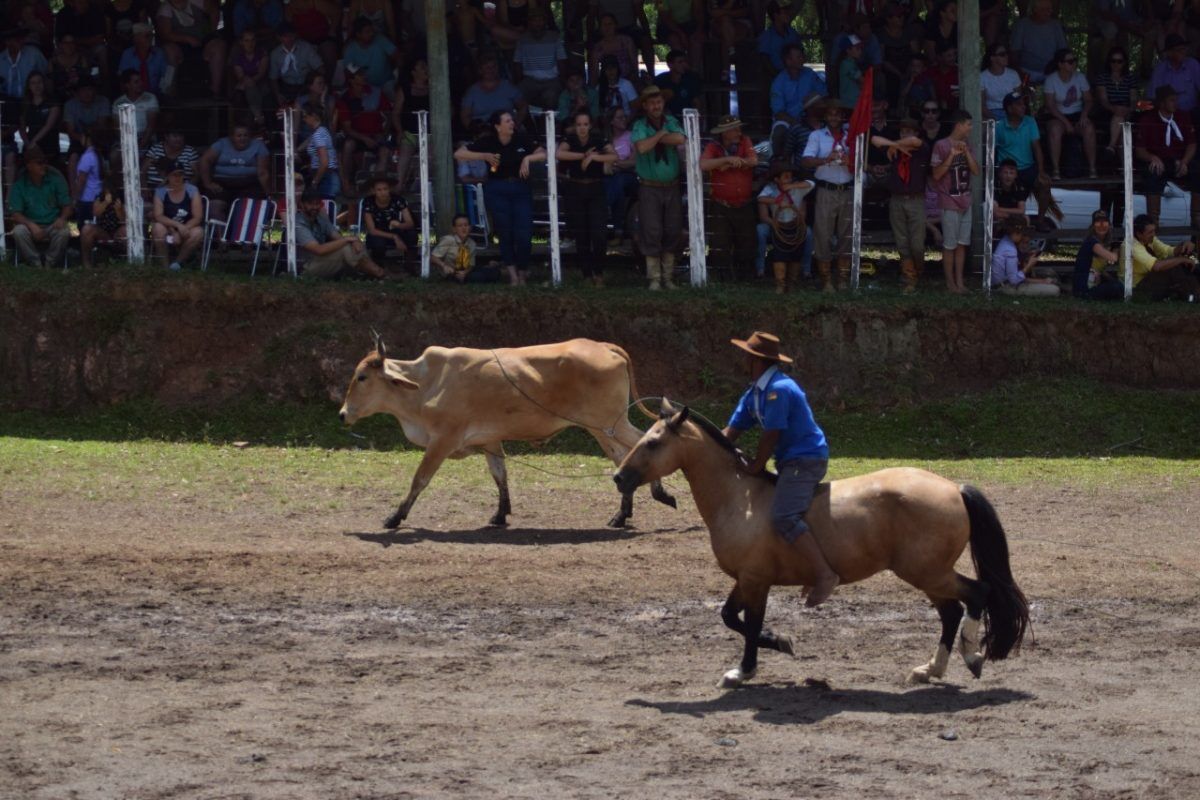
<box><xmin>961</xmin><ymin>484</ymin><xmax>1030</xmax><ymax>661</ymax></box>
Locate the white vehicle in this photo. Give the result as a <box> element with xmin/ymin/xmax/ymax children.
<box><xmin>1027</xmin><ymin>182</ymin><xmax>1193</xmax><ymax>231</ymax></box>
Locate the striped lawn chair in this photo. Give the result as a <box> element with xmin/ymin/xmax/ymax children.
<box><xmin>201</xmin><ymin>197</ymin><xmax>277</xmax><ymax>275</ymax></box>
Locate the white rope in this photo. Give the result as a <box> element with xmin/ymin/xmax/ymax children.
<box><xmin>544</xmin><ymin>110</ymin><xmax>562</xmax><ymax>286</ymax></box>
<box><xmin>417</xmin><ymin>110</ymin><xmax>431</xmax><ymax>279</ymax></box>
<box><xmin>282</xmin><ymin>107</ymin><xmax>297</xmax><ymax>278</ymax></box>
<box><xmin>682</xmin><ymin>108</ymin><xmax>706</xmax><ymax>287</ymax></box>
<box><xmin>118</xmin><ymin>104</ymin><xmax>144</xmax><ymax>264</ymax></box>
<box><xmin>1122</xmin><ymin>121</ymin><xmax>1134</xmax><ymax>301</ymax></box>
<box><xmin>851</xmin><ymin>131</ymin><xmax>865</xmax><ymax>291</ymax></box>
<box><xmin>983</xmin><ymin>119</ymin><xmax>996</xmax><ymax>296</ymax></box>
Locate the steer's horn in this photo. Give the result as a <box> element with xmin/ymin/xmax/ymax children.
<box><xmin>371</xmin><ymin>328</ymin><xmax>386</xmax><ymax>360</ymax></box>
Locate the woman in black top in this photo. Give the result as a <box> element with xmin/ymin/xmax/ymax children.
<box><xmin>454</xmin><ymin>109</ymin><xmax>546</xmax><ymax>285</ymax></box>
<box><xmin>151</xmin><ymin>158</ymin><xmax>204</xmax><ymax>271</ymax></box>
<box><xmin>20</xmin><ymin>73</ymin><xmax>62</xmax><ymax>163</ymax></box>
<box><xmin>391</xmin><ymin>58</ymin><xmax>431</xmax><ymax>192</ymax></box>
<box><xmin>556</xmin><ymin>111</ymin><xmax>617</xmax><ymax>287</ymax></box>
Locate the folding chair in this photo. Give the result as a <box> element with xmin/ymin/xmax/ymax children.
<box><xmin>468</xmin><ymin>182</ymin><xmax>490</xmax><ymax>245</ymax></box>
<box><xmin>272</xmin><ymin>199</ymin><xmax>337</xmax><ymax>276</ymax></box>
<box><xmin>202</xmin><ymin>197</ymin><xmax>277</xmax><ymax>275</ymax></box>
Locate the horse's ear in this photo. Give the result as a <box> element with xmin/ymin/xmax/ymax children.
<box><xmin>659</xmin><ymin>397</ymin><xmax>677</xmax><ymax>419</ymax></box>
<box><xmin>371</xmin><ymin>328</ymin><xmax>386</xmax><ymax>361</ymax></box>
<box><xmin>666</xmin><ymin>405</ymin><xmax>690</xmax><ymax>433</ymax></box>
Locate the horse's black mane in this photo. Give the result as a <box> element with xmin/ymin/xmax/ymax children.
<box><xmin>683</xmin><ymin>408</ymin><xmax>779</xmax><ymax>484</ymax></box>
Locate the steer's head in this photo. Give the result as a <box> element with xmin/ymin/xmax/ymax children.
<box><xmin>613</xmin><ymin>398</ymin><xmax>690</xmax><ymax>494</ymax></box>
<box><xmin>338</xmin><ymin>333</ymin><xmax>420</xmax><ymax>424</ymax></box>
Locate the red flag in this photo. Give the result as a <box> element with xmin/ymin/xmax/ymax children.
<box><xmin>848</xmin><ymin>66</ymin><xmax>874</xmax><ymax>169</ymax></box>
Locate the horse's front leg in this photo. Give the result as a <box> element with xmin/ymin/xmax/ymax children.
<box><xmin>608</xmin><ymin>491</ymin><xmax>634</xmax><ymax>528</ymax></box>
<box><xmin>720</xmin><ymin>586</ymin><xmax>796</xmax><ymax>656</ymax></box>
<box><xmin>719</xmin><ymin>582</ymin><xmax>770</xmax><ymax>689</ymax></box>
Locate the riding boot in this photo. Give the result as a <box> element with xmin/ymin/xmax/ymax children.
<box><xmin>787</xmin><ymin>262</ymin><xmax>802</xmax><ymax>292</ymax></box>
<box><xmin>645</xmin><ymin>256</ymin><xmax>662</xmax><ymax>291</ymax></box>
<box><xmin>661</xmin><ymin>251</ymin><xmax>677</xmax><ymax>289</ymax></box>
<box><xmin>836</xmin><ymin>257</ymin><xmax>851</xmax><ymax>290</ymax></box>
<box><xmin>900</xmin><ymin>258</ymin><xmax>918</xmax><ymax>293</ymax></box>
<box><xmin>817</xmin><ymin>260</ymin><xmax>834</xmax><ymax>293</ymax></box>
<box><xmin>790</xmin><ymin>531</ymin><xmax>840</xmax><ymax>607</ymax></box>
<box><xmin>772</xmin><ymin>262</ymin><xmax>787</xmax><ymax>294</ymax></box>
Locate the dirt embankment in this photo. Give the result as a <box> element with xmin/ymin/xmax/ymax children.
<box><xmin>3</xmin><ymin>275</ymin><xmax>1200</xmax><ymax>410</ymax></box>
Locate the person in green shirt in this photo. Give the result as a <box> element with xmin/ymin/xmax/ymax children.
<box><xmin>630</xmin><ymin>85</ymin><xmax>686</xmax><ymax>290</ymax></box>
<box><xmin>8</xmin><ymin>146</ymin><xmax>72</xmax><ymax>267</ymax></box>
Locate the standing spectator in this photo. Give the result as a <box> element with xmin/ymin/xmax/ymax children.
<box><xmin>871</xmin><ymin>117</ymin><xmax>930</xmax><ymax>293</ymax></box>
<box><xmin>834</xmin><ymin>14</ymin><xmax>882</xmax><ymax>72</ymax></box>
<box><xmin>342</xmin><ymin>16</ymin><xmax>399</xmax><ymax>92</ymax></box>
<box><xmin>348</xmin><ymin>0</ymin><xmax>398</xmax><ymax>43</ymax></box>
<box><xmin>709</xmin><ymin>0</ymin><xmax>753</xmax><ymax>75</ymax></box>
<box><xmin>54</xmin><ymin>0</ymin><xmax>108</xmax><ymax>81</ymax></box>
<box><xmin>151</xmin><ymin>157</ymin><xmax>204</xmax><ymax>271</ymax></box>
<box><xmin>269</xmin><ymin>24</ymin><xmax>324</xmax><ymax>106</ymax></box>
<box><xmin>19</xmin><ymin>72</ymin><xmax>63</xmax><ymax>165</ymax></box>
<box><xmin>701</xmin><ymin>114</ymin><xmax>758</xmax><ymax>281</ymax></box>
<box><xmin>295</xmin><ymin>188</ymin><xmax>390</xmax><ymax>279</ymax></box>
<box><xmin>79</xmin><ymin>176</ymin><xmax>127</xmax><ymax>268</ymax></box>
<box><xmin>800</xmin><ymin>100</ymin><xmax>854</xmax><ymax>292</ymax></box>
<box><xmin>155</xmin><ymin>0</ymin><xmax>228</xmax><ymax>98</ymax></box>
<box><xmin>980</xmin><ymin>42</ymin><xmax>1021</xmax><ymax>120</ymax></box>
<box><xmin>63</xmin><ymin>78</ymin><xmax>111</xmax><ymax>181</ymax></box>
<box><xmin>1010</xmin><ymin>0</ymin><xmax>1067</xmax><ymax>84</ymax></box>
<box><xmin>589</xmin><ymin>0</ymin><xmax>654</xmax><ymax>77</ymax></box>
<box><xmin>993</xmin><ymin>159</ymin><xmax>1032</xmax><ymax>226</ymax></box>
<box><xmin>784</xmin><ymin>91</ymin><xmax>828</xmax><ymax>170</ymax></box>
<box><xmin>994</xmin><ymin>92</ymin><xmax>1045</xmax><ymax>204</ymax></box>
<box><xmin>769</xmin><ymin>44</ymin><xmax>828</xmax><ymax>158</ymax></box>
<box><xmin>117</xmin><ymin>22</ymin><xmax>167</xmax><ymax>96</ymax></box>
<box><xmin>112</xmin><ymin>68</ymin><xmax>158</xmax><ymax>148</ymax></box>
<box><xmin>654</xmin><ymin>49</ymin><xmax>704</xmax><ymax>118</ymax></box>
<box><xmin>337</xmin><ymin>64</ymin><xmax>393</xmax><ymax>197</ymax></box>
<box><xmin>1072</xmin><ymin>209</ymin><xmax>1124</xmax><ymax>300</ymax></box>
<box><xmin>431</xmin><ymin>213</ymin><xmax>502</xmax><ymax>283</ymax></box>
<box><xmin>8</xmin><ymin>146</ymin><xmax>72</xmax><ymax>267</ymax></box>
<box><xmin>105</xmin><ymin>0</ymin><xmax>152</xmax><ymax>73</ymax></box>
<box><xmin>918</xmin><ymin>99</ymin><xmax>945</xmax><ymax>143</ymax></box>
<box><xmin>454</xmin><ymin>109</ymin><xmax>547</xmax><ymax>285</ymax></box>
<box><xmin>557</xmin><ymin>110</ymin><xmax>616</xmax><ymax>287</ymax></box>
<box><xmin>931</xmin><ymin>109</ymin><xmax>979</xmax><ymax>294</ymax></box>
<box><xmin>603</xmin><ymin>105</ymin><xmax>637</xmax><ymax>251</ymax></box>
<box><xmin>49</xmin><ymin>35</ymin><xmax>93</xmax><ymax>98</ymax></box>
<box><xmin>197</xmin><ymin>122</ymin><xmax>271</xmax><ymax>221</ymax></box>
<box><xmin>460</xmin><ymin>52</ymin><xmax>526</xmax><ymax>127</ymax></box>
<box><xmin>0</xmin><ymin>27</ymin><xmax>49</xmax><ymax>116</ymax></box>
<box><xmin>232</xmin><ymin>0</ymin><xmax>285</xmax><ymax>37</ymax></box>
<box><xmin>300</xmin><ymin>102</ymin><xmax>340</xmax><ymax>198</ymax></box>
<box><xmin>1044</xmin><ymin>48</ymin><xmax>1097</xmax><ymax>179</ymax></box>
<box><xmin>391</xmin><ymin>59</ymin><xmax>430</xmax><ymax>191</ymax></box>
<box><xmin>1119</xmin><ymin>214</ymin><xmax>1200</xmax><ymax>301</ymax></box>
<box><xmin>658</xmin><ymin>0</ymin><xmax>704</xmax><ymax>72</ymax></box>
<box><xmin>900</xmin><ymin>53</ymin><xmax>936</xmax><ymax>115</ymax></box>
<box><xmin>631</xmin><ymin>85</ymin><xmax>685</xmax><ymax>290</ymax></box>
<box><xmin>143</xmin><ymin>128</ymin><xmax>198</xmax><ymax>187</ymax></box>
<box><xmin>1095</xmin><ymin>45</ymin><xmax>1139</xmax><ymax>157</ymax></box>
<box><xmin>597</xmin><ymin>55</ymin><xmax>636</xmax><ymax>115</ymax></box>
<box><xmin>920</xmin><ymin>45</ymin><xmax>960</xmax><ymax>110</ymax></box>
<box><xmin>1135</xmin><ymin>85</ymin><xmax>1200</xmax><ymax>226</ymax></box>
<box><xmin>1148</xmin><ymin>34</ymin><xmax>1200</xmax><ymax>125</ymax></box>
<box><xmin>838</xmin><ymin>35</ymin><xmax>865</xmax><ymax>109</ymax></box>
<box><xmin>757</xmin><ymin>160</ymin><xmax>812</xmax><ymax>293</ymax></box>
<box><xmin>991</xmin><ymin>221</ymin><xmax>1060</xmax><ymax>296</ymax></box>
<box><xmin>556</xmin><ymin>69</ymin><xmax>600</xmax><ymax>125</ymax></box>
<box><xmin>513</xmin><ymin>9</ymin><xmax>567</xmax><ymax>110</ymax></box>
<box><xmin>230</xmin><ymin>30</ymin><xmax>269</xmax><ymax>127</ymax></box>
<box><xmin>284</xmin><ymin>0</ymin><xmax>340</xmax><ymax>71</ymax></box>
<box><xmin>588</xmin><ymin>13</ymin><xmax>638</xmax><ymax>84</ymax></box>
<box><xmin>757</xmin><ymin>1</ymin><xmax>800</xmax><ymax>74</ymax></box>
<box><xmin>361</xmin><ymin>174</ymin><xmax>415</xmax><ymax>266</ymax></box>
<box><xmin>878</xmin><ymin>5</ymin><xmax>914</xmax><ymax>109</ymax></box>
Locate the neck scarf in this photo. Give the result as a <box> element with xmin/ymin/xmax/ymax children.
<box><xmin>1161</xmin><ymin>112</ymin><xmax>1184</xmax><ymax>147</ymax></box>
<box><xmin>647</xmin><ymin>113</ymin><xmax>669</xmax><ymax>163</ymax></box>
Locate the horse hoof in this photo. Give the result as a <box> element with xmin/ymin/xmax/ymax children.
<box><xmin>607</xmin><ymin>515</ymin><xmax>627</xmax><ymax>529</ymax></box>
<box><xmin>660</xmin><ymin>494</ymin><xmax>678</xmax><ymax>510</ymax></box>
<box><xmin>966</xmin><ymin>656</ymin><xmax>984</xmax><ymax>679</ymax></box>
<box><xmin>718</xmin><ymin>667</ymin><xmax>755</xmax><ymax>689</ymax></box>
<box><xmin>488</xmin><ymin>517</ymin><xmax>508</xmax><ymax>528</ymax></box>
<box><xmin>776</xmin><ymin>634</ymin><xmax>796</xmax><ymax>658</ymax></box>
<box><xmin>907</xmin><ymin>665</ymin><xmax>933</xmax><ymax>685</ymax></box>
<box><xmin>383</xmin><ymin>514</ymin><xmax>403</xmax><ymax>530</ymax></box>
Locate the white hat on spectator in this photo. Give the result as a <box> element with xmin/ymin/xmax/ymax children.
<box><xmin>131</xmin><ymin>22</ymin><xmax>151</xmax><ymax>36</ymax></box>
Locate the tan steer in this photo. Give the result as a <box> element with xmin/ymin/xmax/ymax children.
<box><xmin>339</xmin><ymin>335</ymin><xmax>677</xmax><ymax>529</ymax></box>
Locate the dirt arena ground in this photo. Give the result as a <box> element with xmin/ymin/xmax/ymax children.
<box><xmin>3</xmin><ymin>462</ymin><xmax>1200</xmax><ymax>799</ymax></box>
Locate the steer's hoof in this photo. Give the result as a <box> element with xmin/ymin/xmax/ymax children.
<box><xmin>383</xmin><ymin>512</ymin><xmax>405</xmax><ymax>530</ymax></box>
<box><xmin>718</xmin><ymin>666</ymin><xmax>755</xmax><ymax>689</ymax></box>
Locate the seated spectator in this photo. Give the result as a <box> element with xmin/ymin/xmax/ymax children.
<box><xmin>709</xmin><ymin>0</ymin><xmax>753</xmax><ymax>74</ymax></box>
<box><xmin>922</xmin><ymin>1</ymin><xmax>957</xmax><ymax>63</ymax></box>
<box><xmin>155</xmin><ymin>0</ymin><xmax>228</xmax><ymax>98</ymax></box>
<box><xmin>1095</xmin><ymin>45</ymin><xmax>1139</xmax><ymax>157</ymax></box>
<box><xmin>230</xmin><ymin>30</ymin><xmax>269</xmax><ymax>127</ymax></box>
<box><xmin>64</xmin><ymin>78</ymin><xmax>111</xmax><ymax>180</ymax></box>
<box><xmin>232</xmin><ymin>0</ymin><xmax>285</xmax><ymax>38</ymax></box>
<box><xmin>658</xmin><ymin>0</ymin><xmax>704</xmax><ymax>71</ymax></box>
<box><xmin>71</xmin><ymin>124</ymin><xmax>104</xmax><ymax>221</ymax></box>
<box><xmin>1136</xmin><ymin>85</ymin><xmax>1200</xmax><ymax>227</ymax></box>
<box><xmin>1094</xmin><ymin>0</ymin><xmax>1158</xmax><ymax>73</ymax></box>
<box><xmin>431</xmin><ymin>213</ymin><xmax>501</xmax><ymax>282</ymax></box>
<box><xmin>588</xmin><ymin>13</ymin><xmax>638</xmax><ymax>85</ymax></box>
<box><xmin>296</xmin><ymin>188</ymin><xmax>389</xmax><ymax>279</ymax></box>
<box><xmin>50</xmin><ymin>34</ymin><xmax>94</xmax><ymax>98</ymax></box>
<box><xmin>14</xmin><ymin>1</ymin><xmax>52</xmax><ymax>52</ymax></box>
<box><xmin>590</xmin><ymin>0</ymin><xmax>654</xmax><ymax>77</ymax></box>
<box><xmin>994</xmin><ymin>91</ymin><xmax>1054</xmax><ymax>225</ymax></box>
<box><xmin>1071</xmin><ymin>209</ymin><xmax>1125</xmax><ymax>300</ymax></box>
<box><xmin>113</xmin><ymin>68</ymin><xmax>159</xmax><ymax>148</ymax></box>
<box><xmin>597</xmin><ymin>55</ymin><xmax>637</xmax><ymax>115</ymax></box>
<box><xmin>701</xmin><ymin>114</ymin><xmax>757</xmax><ymax>282</ymax></box>
<box><xmin>197</xmin><ymin>122</ymin><xmax>271</xmax><ymax>221</ymax></box>
<box><xmin>0</xmin><ymin>27</ymin><xmax>49</xmax><ymax>114</ymax></box>
<box><xmin>1119</xmin><ymin>214</ymin><xmax>1200</xmax><ymax>301</ymax></box>
<box><xmin>757</xmin><ymin>2</ymin><xmax>800</xmax><ymax>75</ymax></box>
<box><xmin>296</xmin><ymin>71</ymin><xmax>338</xmax><ymax>138</ymax></box>
<box><xmin>105</xmin><ymin>0</ymin><xmax>150</xmax><ymax>68</ymax></box>
<box><xmin>993</xmin><ymin>158</ymin><xmax>1031</xmax><ymax>225</ymax></box>
<box><xmin>769</xmin><ymin>44</ymin><xmax>828</xmax><ymax>158</ymax></box>
<box><xmin>980</xmin><ymin>42</ymin><xmax>1021</xmax><ymax>120</ymax></box>
<box><xmin>1044</xmin><ymin>48</ymin><xmax>1097</xmax><ymax>179</ymax></box>
<box><xmin>1010</xmin><ymin>0</ymin><xmax>1067</xmax><ymax>84</ymax></box>
<box><xmin>877</xmin><ymin>5</ymin><xmax>913</xmax><ymax>108</ymax></box>
<box><xmin>361</xmin><ymin>174</ymin><xmax>415</xmax><ymax>265</ymax></box>
<box><xmin>920</xmin><ymin>45</ymin><xmax>959</xmax><ymax>111</ymax></box>
<box><xmin>785</xmin><ymin>91</ymin><xmax>829</xmax><ymax>169</ymax></box>
<box><xmin>337</xmin><ymin>65</ymin><xmax>393</xmax><ymax>197</ymax></box>
<box><xmin>900</xmin><ymin>53</ymin><xmax>936</xmax><ymax>115</ymax></box>
<box><xmin>143</xmin><ymin>129</ymin><xmax>199</xmax><ymax>187</ymax></box>
<box><xmin>343</xmin><ymin>16</ymin><xmax>399</xmax><ymax>92</ymax></box>
<box><xmin>654</xmin><ymin>49</ymin><xmax>704</xmax><ymax>118</ymax></box>
<box><xmin>513</xmin><ymin>9</ymin><xmax>566</xmax><ymax>110</ymax></box>
<box><xmin>1149</xmin><ymin>35</ymin><xmax>1200</xmax><ymax>126</ymax></box>
<box><xmin>838</xmin><ymin>36</ymin><xmax>865</xmax><ymax>108</ymax></box>
<box><xmin>757</xmin><ymin>160</ymin><xmax>812</xmax><ymax>293</ymax></box>
<box><xmin>557</xmin><ymin>69</ymin><xmax>600</xmax><ymax>125</ymax></box>
<box><xmin>117</xmin><ymin>23</ymin><xmax>168</xmax><ymax>97</ymax></box>
<box><xmin>79</xmin><ymin>177</ymin><xmax>127</xmax><ymax>268</ymax></box>
<box><xmin>19</xmin><ymin>72</ymin><xmax>64</xmax><ymax>165</ymax></box>
<box><xmin>300</xmin><ymin>102</ymin><xmax>340</xmax><ymax>198</ymax></box>
<box><xmin>285</xmin><ymin>0</ymin><xmax>341</xmax><ymax>70</ymax></box>
<box><xmin>349</xmin><ymin>0</ymin><xmax>398</xmax><ymax>43</ymax></box>
<box><xmin>7</xmin><ymin>146</ymin><xmax>72</xmax><ymax>266</ymax></box>
<box><xmin>151</xmin><ymin>157</ymin><xmax>204</xmax><ymax>270</ymax></box>
<box><xmin>992</xmin><ymin>221</ymin><xmax>1060</xmax><ymax>296</ymax></box>
<box><xmin>53</xmin><ymin>0</ymin><xmax>107</xmax><ymax>80</ymax></box>
<box><xmin>269</xmin><ymin>24</ymin><xmax>324</xmax><ymax>106</ymax></box>
<box><xmin>871</xmin><ymin>117</ymin><xmax>930</xmax><ymax>293</ymax></box>
<box><xmin>461</xmin><ymin>52</ymin><xmax>525</xmax><ymax>129</ymax></box>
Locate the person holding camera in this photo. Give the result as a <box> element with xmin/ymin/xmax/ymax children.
<box><xmin>991</xmin><ymin>220</ymin><xmax>1060</xmax><ymax>296</ymax></box>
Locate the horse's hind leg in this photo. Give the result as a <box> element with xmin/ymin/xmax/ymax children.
<box><xmin>956</xmin><ymin>574</ymin><xmax>989</xmax><ymax>679</ymax></box>
<box><xmin>909</xmin><ymin>595</ymin><xmax>963</xmax><ymax>684</ymax></box>
<box><xmin>720</xmin><ymin>586</ymin><xmax>796</xmax><ymax>657</ymax></box>
<box><xmin>718</xmin><ymin>582</ymin><xmax>771</xmax><ymax>689</ymax></box>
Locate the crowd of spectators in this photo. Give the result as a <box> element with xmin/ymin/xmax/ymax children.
<box><xmin>3</xmin><ymin>0</ymin><xmax>1200</xmax><ymax>301</ymax></box>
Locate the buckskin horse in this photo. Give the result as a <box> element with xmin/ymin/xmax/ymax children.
<box><xmin>613</xmin><ymin>399</ymin><xmax>1029</xmax><ymax>688</ymax></box>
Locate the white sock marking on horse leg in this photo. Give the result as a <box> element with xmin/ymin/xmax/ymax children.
<box><xmin>959</xmin><ymin>617</ymin><xmax>984</xmax><ymax>676</ymax></box>
<box><xmin>718</xmin><ymin>666</ymin><xmax>755</xmax><ymax>689</ymax></box>
<box><xmin>908</xmin><ymin>644</ymin><xmax>951</xmax><ymax>684</ymax></box>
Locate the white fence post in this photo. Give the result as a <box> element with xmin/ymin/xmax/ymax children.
<box><xmin>0</xmin><ymin>104</ymin><xmax>6</xmax><ymax>258</ymax></box>
<box><xmin>983</xmin><ymin>118</ymin><xmax>996</xmax><ymax>296</ymax></box>
<box><xmin>282</xmin><ymin>107</ymin><xmax>297</xmax><ymax>278</ymax></box>
<box><xmin>418</xmin><ymin>110</ymin><xmax>432</xmax><ymax>279</ymax></box>
<box><xmin>118</xmin><ymin>104</ymin><xmax>144</xmax><ymax>265</ymax></box>
<box><xmin>544</xmin><ymin>110</ymin><xmax>562</xmax><ymax>287</ymax></box>
<box><xmin>682</xmin><ymin>108</ymin><xmax>707</xmax><ymax>288</ymax></box>
<box><xmin>1122</xmin><ymin>121</ymin><xmax>1134</xmax><ymax>301</ymax></box>
<box><xmin>850</xmin><ymin>131</ymin><xmax>865</xmax><ymax>291</ymax></box>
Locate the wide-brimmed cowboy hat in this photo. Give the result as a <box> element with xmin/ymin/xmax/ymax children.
<box><xmin>710</xmin><ymin>114</ymin><xmax>743</xmax><ymax>135</ymax></box>
<box><xmin>731</xmin><ymin>331</ymin><xmax>793</xmax><ymax>364</ymax></box>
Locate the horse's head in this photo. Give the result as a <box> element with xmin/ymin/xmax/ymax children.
<box><xmin>613</xmin><ymin>398</ymin><xmax>691</xmax><ymax>494</ymax></box>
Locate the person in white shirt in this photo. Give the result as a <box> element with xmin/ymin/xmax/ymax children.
<box><xmin>980</xmin><ymin>42</ymin><xmax>1021</xmax><ymax>120</ymax></box>
<box><xmin>1043</xmin><ymin>48</ymin><xmax>1096</xmax><ymax>179</ymax></box>
<box><xmin>799</xmin><ymin>100</ymin><xmax>854</xmax><ymax>292</ymax></box>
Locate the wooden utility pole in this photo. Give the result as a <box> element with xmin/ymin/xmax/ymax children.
<box><xmin>958</xmin><ymin>1</ymin><xmax>984</xmax><ymax>267</ymax></box>
<box><xmin>426</xmin><ymin>0</ymin><xmax>455</xmax><ymax>232</ymax></box>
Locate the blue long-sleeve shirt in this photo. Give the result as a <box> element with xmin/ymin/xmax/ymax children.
<box><xmin>770</xmin><ymin>68</ymin><xmax>828</xmax><ymax>118</ymax></box>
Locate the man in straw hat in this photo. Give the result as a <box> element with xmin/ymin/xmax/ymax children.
<box><xmin>701</xmin><ymin>114</ymin><xmax>758</xmax><ymax>281</ymax></box>
<box><xmin>800</xmin><ymin>98</ymin><xmax>855</xmax><ymax>292</ymax></box>
<box><xmin>632</xmin><ymin>84</ymin><xmax>686</xmax><ymax>290</ymax></box>
<box><xmin>722</xmin><ymin>331</ymin><xmax>839</xmax><ymax>607</ymax></box>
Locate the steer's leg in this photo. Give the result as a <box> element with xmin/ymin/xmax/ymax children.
<box><xmin>588</xmin><ymin>427</ymin><xmax>636</xmax><ymax>528</ymax></box>
<box><xmin>484</xmin><ymin>449</ymin><xmax>512</xmax><ymax>527</ymax></box>
<box><xmin>384</xmin><ymin>439</ymin><xmax>454</xmax><ymax>529</ymax></box>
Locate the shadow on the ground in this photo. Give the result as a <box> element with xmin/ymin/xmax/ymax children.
<box><xmin>627</xmin><ymin>683</ymin><xmax>1034</xmax><ymax>725</ymax></box>
<box><xmin>344</xmin><ymin>524</ymin><xmax>699</xmax><ymax>547</ymax></box>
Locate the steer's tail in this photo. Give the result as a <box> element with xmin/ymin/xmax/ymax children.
<box><xmin>607</xmin><ymin>344</ymin><xmax>657</xmax><ymax>420</ymax></box>
<box><xmin>961</xmin><ymin>484</ymin><xmax>1030</xmax><ymax>661</ymax></box>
